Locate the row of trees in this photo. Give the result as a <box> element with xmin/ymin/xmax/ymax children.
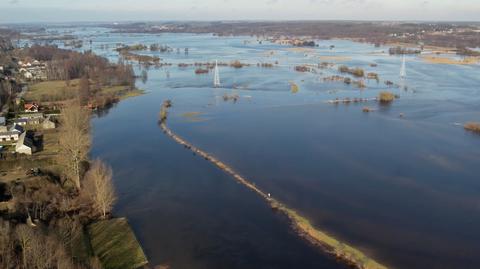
<box><xmin>57</xmin><ymin>102</ymin><xmax>116</xmax><ymax>218</ymax></box>
<box><xmin>0</xmin><ymin>36</ymin><xmax>20</xmax><ymax>112</ymax></box>
<box><xmin>24</xmin><ymin>45</ymin><xmax>135</xmax><ymax>87</ymax></box>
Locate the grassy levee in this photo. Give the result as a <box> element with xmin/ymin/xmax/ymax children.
<box><xmin>160</xmin><ymin>122</ymin><xmax>388</xmax><ymax>269</ymax></box>
<box><xmin>88</xmin><ymin>218</ymin><xmax>148</xmax><ymax>269</ymax></box>
<box><xmin>271</xmin><ymin>200</ymin><xmax>386</xmax><ymax>269</ymax></box>
<box><xmin>71</xmin><ymin>228</ymin><xmax>94</xmax><ymax>263</ymax></box>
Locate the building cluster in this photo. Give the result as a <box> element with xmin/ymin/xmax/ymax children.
<box><xmin>269</xmin><ymin>37</ymin><xmax>317</xmax><ymax>47</ymax></box>
<box><xmin>17</xmin><ymin>60</ymin><xmax>47</xmax><ymax>81</ymax></box>
<box><xmin>0</xmin><ymin>102</ymin><xmax>56</xmax><ymax>156</ymax></box>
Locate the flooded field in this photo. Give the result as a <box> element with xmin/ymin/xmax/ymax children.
<box><xmin>38</xmin><ymin>27</ymin><xmax>480</xmax><ymax>268</ymax></box>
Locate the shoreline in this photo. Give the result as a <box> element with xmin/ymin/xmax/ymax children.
<box><xmin>159</xmin><ymin>121</ymin><xmax>387</xmax><ymax>269</ymax></box>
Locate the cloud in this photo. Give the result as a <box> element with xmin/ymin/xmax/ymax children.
<box><xmin>9</xmin><ymin>0</ymin><xmax>20</xmax><ymax>4</ymax></box>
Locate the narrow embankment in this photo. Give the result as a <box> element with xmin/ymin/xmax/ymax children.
<box><xmin>160</xmin><ymin>121</ymin><xmax>387</xmax><ymax>269</ymax></box>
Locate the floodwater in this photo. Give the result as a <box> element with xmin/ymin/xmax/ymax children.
<box><xmin>39</xmin><ymin>27</ymin><xmax>480</xmax><ymax>269</ymax></box>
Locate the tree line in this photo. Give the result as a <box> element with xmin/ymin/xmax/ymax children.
<box><xmin>23</xmin><ymin>45</ymin><xmax>135</xmax><ymax>87</ymax></box>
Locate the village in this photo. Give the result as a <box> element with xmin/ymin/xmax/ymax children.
<box><xmin>0</xmin><ymin>55</ymin><xmax>58</xmax><ymax>157</ymax></box>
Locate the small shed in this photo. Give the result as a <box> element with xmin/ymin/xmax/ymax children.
<box><xmin>42</xmin><ymin>116</ymin><xmax>56</xmax><ymax>129</ymax></box>
<box><xmin>15</xmin><ymin>132</ymin><xmax>33</xmax><ymax>155</ymax></box>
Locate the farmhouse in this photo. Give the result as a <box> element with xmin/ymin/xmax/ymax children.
<box><xmin>24</xmin><ymin>103</ymin><xmax>39</xmax><ymax>112</ymax></box>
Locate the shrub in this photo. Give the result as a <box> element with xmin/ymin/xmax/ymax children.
<box><xmin>230</xmin><ymin>60</ymin><xmax>245</xmax><ymax>68</ymax></box>
<box><xmin>351</xmin><ymin>68</ymin><xmax>364</xmax><ymax>77</ymax></box>
<box><xmin>338</xmin><ymin>65</ymin><xmax>349</xmax><ymax>73</ymax></box>
<box><xmin>362</xmin><ymin>107</ymin><xmax>372</xmax><ymax>113</ymax></box>
<box><xmin>195</xmin><ymin>68</ymin><xmax>209</xmax><ymax>75</ymax></box>
<box><xmin>378</xmin><ymin>91</ymin><xmax>395</xmax><ymax>103</ymax></box>
<box><xmin>295</xmin><ymin>65</ymin><xmax>310</xmax><ymax>72</ymax></box>
<box><xmin>464</xmin><ymin>122</ymin><xmax>480</xmax><ymax>134</ymax></box>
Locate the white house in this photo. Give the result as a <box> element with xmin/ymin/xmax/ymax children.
<box><xmin>23</xmin><ymin>72</ymin><xmax>33</xmax><ymax>80</ymax></box>
<box><xmin>42</xmin><ymin>117</ymin><xmax>56</xmax><ymax>129</ymax></box>
<box><xmin>15</xmin><ymin>132</ymin><xmax>33</xmax><ymax>155</ymax></box>
<box><xmin>9</xmin><ymin>124</ymin><xmax>24</xmax><ymax>134</ymax></box>
<box><xmin>0</xmin><ymin>131</ymin><xmax>19</xmax><ymax>142</ymax></box>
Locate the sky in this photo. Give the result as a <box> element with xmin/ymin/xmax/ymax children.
<box><xmin>0</xmin><ymin>0</ymin><xmax>479</xmax><ymax>23</ymax></box>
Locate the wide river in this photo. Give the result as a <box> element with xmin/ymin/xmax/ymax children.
<box><xmin>41</xmin><ymin>26</ymin><xmax>480</xmax><ymax>269</ymax></box>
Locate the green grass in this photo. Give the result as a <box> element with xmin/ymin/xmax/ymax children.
<box><xmin>25</xmin><ymin>80</ymin><xmax>144</xmax><ymax>103</ymax></box>
<box><xmin>25</xmin><ymin>79</ymin><xmax>80</xmax><ymax>102</ymax></box>
<box><xmin>115</xmin><ymin>88</ymin><xmax>145</xmax><ymax>100</ymax></box>
<box><xmin>92</xmin><ymin>85</ymin><xmax>145</xmax><ymax>102</ymax></box>
<box><xmin>88</xmin><ymin>218</ymin><xmax>148</xmax><ymax>269</ymax></box>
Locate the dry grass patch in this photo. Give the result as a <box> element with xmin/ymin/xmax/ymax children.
<box><xmin>422</xmin><ymin>56</ymin><xmax>479</xmax><ymax>65</ymax></box>
<box><xmin>464</xmin><ymin>122</ymin><xmax>480</xmax><ymax>134</ymax></box>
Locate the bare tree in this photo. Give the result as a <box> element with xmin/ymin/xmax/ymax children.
<box><xmin>0</xmin><ymin>220</ymin><xmax>15</xmax><ymax>269</ymax></box>
<box><xmin>78</xmin><ymin>76</ymin><xmax>91</xmax><ymax>106</ymax></box>
<box><xmin>83</xmin><ymin>160</ymin><xmax>117</xmax><ymax>218</ymax></box>
<box><xmin>58</xmin><ymin>103</ymin><xmax>91</xmax><ymax>189</ymax></box>
<box><xmin>21</xmin><ymin>227</ymin><xmax>77</xmax><ymax>269</ymax></box>
<box><xmin>15</xmin><ymin>224</ymin><xmax>33</xmax><ymax>268</ymax></box>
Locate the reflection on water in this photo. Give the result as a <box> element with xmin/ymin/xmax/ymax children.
<box><xmin>63</xmin><ymin>27</ymin><xmax>480</xmax><ymax>269</ymax></box>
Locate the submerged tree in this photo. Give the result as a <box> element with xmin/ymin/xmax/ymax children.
<box><xmin>83</xmin><ymin>160</ymin><xmax>117</xmax><ymax>218</ymax></box>
<box><xmin>15</xmin><ymin>225</ymin><xmax>33</xmax><ymax>269</ymax></box>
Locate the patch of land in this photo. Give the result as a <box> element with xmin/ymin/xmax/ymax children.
<box><xmin>88</xmin><ymin>218</ymin><xmax>148</xmax><ymax>269</ymax></box>
<box><xmin>25</xmin><ymin>79</ymin><xmax>144</xmax><ymax>104</ymax></box>
<box><xmin>106</xmin><ymin>21</ymin><xmax>480</xmax><ymax>52</ymax></box>
<box><xmin>421</xmin><ymin>56</ymin><xmax>480</xmax><ymax>65</ymax></box>
<box><xmin>318</xmin><ymin>55</ymin><xmax>351</xmax><ymax>62</ymax></box>
<box><xmin>285</xmin><ymin>47</ymin><xmax>317</xmax><ymax>53</ymax></box>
